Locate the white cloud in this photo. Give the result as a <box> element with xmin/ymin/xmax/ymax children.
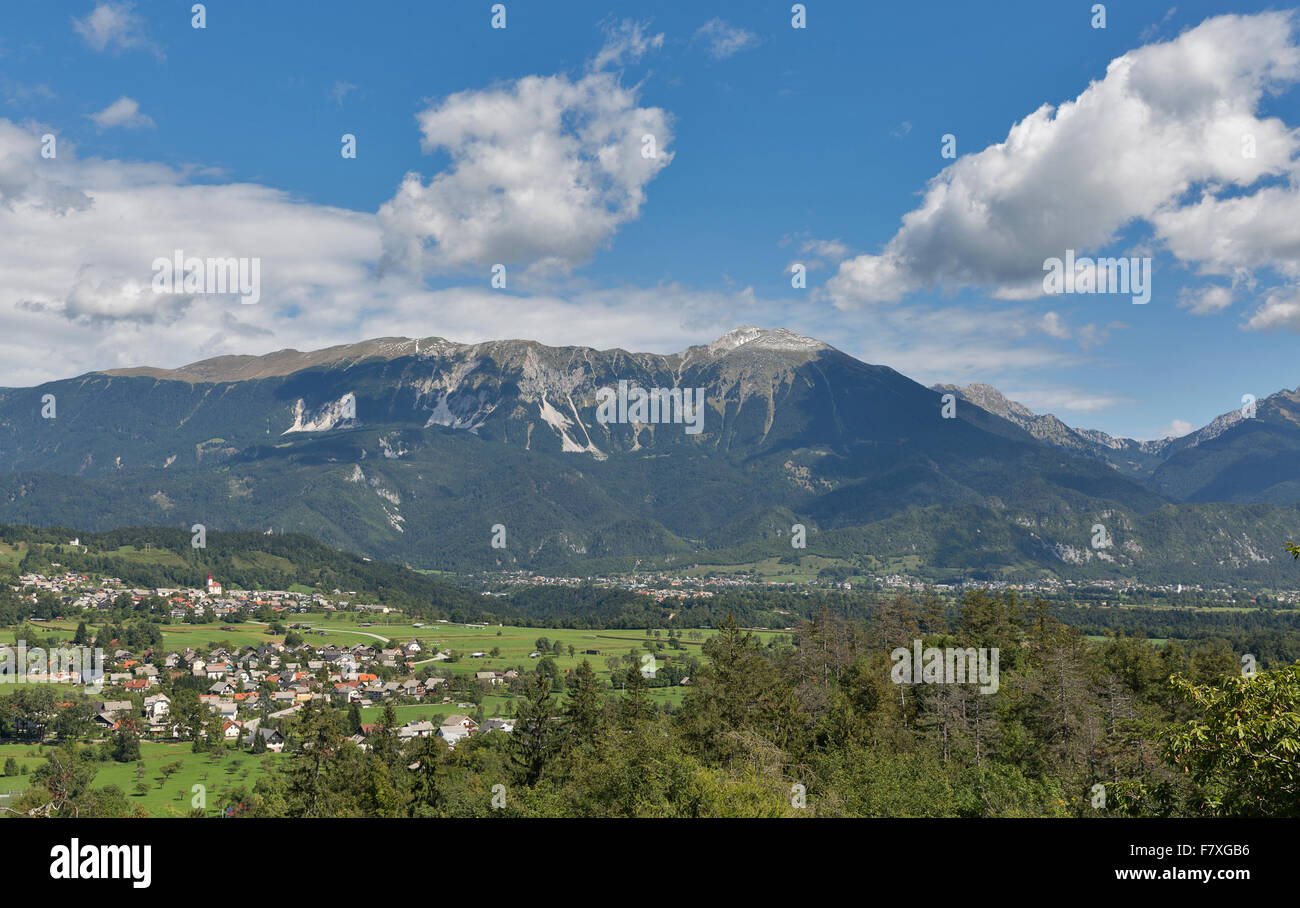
<box><xmin>377</xmin><ymin>70</ymin><xmax>673</xmax><ymax>274</ymax></box>
<box><xmin>331</xmin><ymin>81</ymin><xmax>357</xmax><ymax>106</ymax></box>
<box><xmin>1001</xmin><ymin>388</ymin><xmax>1128</xmax><ymax>414</ymax></box>
<box><xmin>1140</xmin><ymin>6</ymin><xmax>1179</xmax><ymax>42</ymax></box>
<box><xmin>1244</xmin><ymin>287</ymin><xmax>1300</xmax><ymax>331</ymax></box>
<box><xmin>0</xmin><ymin>117</ymin><xmax>767</xmax><ymax>386</ymax></box>
<box><xmin>590</xmin><ymin>20</ymin><xmax>664</xmax><ymax>71</ymax></box>
<box><xmin>72</xmin><ymin>2</ymin><xmax>162</xmax><ymax>58</ymax></box>
<box><xmin>1036</xmin><ymin>312</ymin><xmax>1122</xmax><ymax>350</ymax></box>
<box><xmin>88</xmin><ymin>96</ymin><xmax>154</xmax><ymax>130</ymax></box>
<box><xmin>1039</xmin><ymin>311</ymin><xmax>1071</xmax><ymax>339</ymax></box>
<box><xmin>0</xmin><ymin>118</ymin><xmax>380</xmax><ymax>382</ymax></box>
<box><xmin>784</xmin><ymin>236</ymin><xmax>850</xmax><ymax>273</ymax></box>
<box><xmin>0</xmin><ymin>115</ymin><xmax>1073</xmax><ymax>393</ymax></box>
<box><xmin>1178</xmin><ymin>283</ymin><xmax>1234</xmax><ymax>315</ymax></box>
<box><xmin>694</xmin><ymin>19</ymin><xmax>760</xmax><ymax>60</ymax></box>
<box><xmin>824</xmin><ymin>12</ymin><xmax>1300</xmax><ymax>308</ymax></box>
<box><xmin>1153</xmin><ymin>418</ymin><xmax>1196</xmax><ymax>439</ymax></box>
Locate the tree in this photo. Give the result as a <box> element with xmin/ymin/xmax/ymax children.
<box><xmin>345</xmin><ymin>703</ymin><xmax>363</xmax><ymax>736</ymax></box>
<box><xmin>2</xmin><ymin>757</ymin><xmax>17</xmax><ymax>776</ymax></box>
<box><xmin>679</xmin><ymin>614</ymin><xmax>798</xmax><ymax>765</ymax></box>
<box><xmin>509</xmin><ymin>672</ymin><xmax>560</xmax><ymax>786</ymax></box>
<box><xmin>282</xmin><ymin>700</ymin><xmax>345</xmax><ymax>818</ymax></box>
<box><xmin>565</xmin><ymin>660</ymin><xmax>604</xmax><ymax>745</ymax></box>
<box><xmin>52</xmin><ymin>701</ymin><xmax>95</xmax><ymax>741</ymax></box>
<box><xmin>110</xmin><ymin>724</ymin><xmax>141</xmax><ymax>763</ymax></box>
<box><xmin>1162</xmin><ymin>666</ymin><xmax>1300</xmax><ymax>817</ymax></box>
<box><xmin>7</xmin><ymin>742</ymin><xmax>123</xmax><ymax>818</ymax></box>
<box><xmin>170</xmin><ymin>688</ymin><xmax>206</xmax><ymax>747</ymax></box>
<box><xmin>617</xmin><ymin>660</ymin><xmax>650</xmax><ymax>729</ymax></box>
<box><xmin>0</xmin><ymin>687</ymin><xmax>59</xmax><ymax>740</ymax></box>
<box><xmin>370</xmin><ymin>704</ymin><xmax>401</xmax><ymax>768</ymax></box>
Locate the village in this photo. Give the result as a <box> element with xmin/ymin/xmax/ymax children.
<box><xmin>8</xmin><ymin>568</ymin><xmax>518</xmax><ymax>750</ymax></box>
<box><xmin>86</xmin><ymin>636</ymin><xmax>516</xmax><ymax>752</ymax></box>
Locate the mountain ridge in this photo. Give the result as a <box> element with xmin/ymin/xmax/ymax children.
<box><xmin>1</xmin><ymin>327</ymin><xmax>1298</xmax><ymax>584</ymax></box>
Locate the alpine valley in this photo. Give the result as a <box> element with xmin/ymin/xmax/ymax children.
<box><xmin>2</xmin><ymin>326</ymin><xmax>1298</xmax><ymax>586</ymax></box>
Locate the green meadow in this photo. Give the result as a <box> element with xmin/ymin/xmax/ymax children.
<box><xmin>90</xmin><ymin>741</ymin><xmax>280</xmax><ymax>816</ymax></box>
<box><xmin>0</xmin><ymin>741</ymin><xmax>280</xmax><ymax>817</ymax></box>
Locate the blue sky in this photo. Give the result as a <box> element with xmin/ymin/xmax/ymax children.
<box><xmin>2</xmin><ymin>0</ymin><xmax>1299</xmax><ymax>441</ymax></box>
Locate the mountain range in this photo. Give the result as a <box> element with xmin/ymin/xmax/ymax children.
<box><xmin>2</xmin><ymin>326</ymin><xmax>1298</xmax><ymax>585</ymax></box>
<box><xmin>933</xmin><ymin>381</ymin><xmax>1300</xmax><ymax>503</ymax></box>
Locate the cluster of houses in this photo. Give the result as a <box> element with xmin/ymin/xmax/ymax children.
<box><xmin>360</xmin><ymin>713</ymin><xmax>514</xmax><ymax>747</ymax></box>
<box><xmin>92</xmin><ymin>695</ymin><xmax>288</xmax><ymax>751</ymax></box>
<box><xmin>88</xmin><ymin>634</ymin><xmax>516</xmax><ymax>751</ymax></box>
<box><xmin>14</xmin><ymin>569</ymin><xmax>352</xmax><ymax>622</ymax></box>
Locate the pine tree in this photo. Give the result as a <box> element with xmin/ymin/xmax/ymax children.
<box><xmin>617</xmin><ymin>660</ymin><xmax>649</xmax><ymax>729</ymax></box>
<box><xmin>509</xmin><ymin>671</ymin><xmax>560</xmax><ymax>786</ymax></box>
<box><xmin>284</xmin><ymin>700</ymin><xmax>343</xmax><ymax>818</ymax></box>
<box><xmin>565</xmin><ymin>660</ymin><xmax>604</xmax><ymax>745</ymax></box>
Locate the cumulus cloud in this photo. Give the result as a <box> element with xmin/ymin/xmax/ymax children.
<box><xmin>0</xmin><ymin>111</ymin><xmax>1088</xmax><ymax>411</ymax></box>
<box><xmin>1153</xmin><ymin>418</ymin><xmax>1196</xmax><ymax>439</ymax></box>
<box><xmin>88</xmin><ymin>96</ymin><xmax>154</xmax><ymax>130</ymax></box>
<box><xmin>0</xmin><ymin>121</ymin><xmax>91</xmax><ymax>213</ymax></box>
<box><xmin>0</xmin><ymin>118</ymin><xmax>380</xmax><ymax>382</ymax></box>
<box><xmin>0</xmin><ymin>20</ymin><xmax>1134</xmax><ymax>406</ymax></box>
<box><xmin>694</xmin><ymin>19</ymin><xmax>760</xmax><ymax>59</ymax></box>
<box><xmin>824</xmin><ymin>12</ymin><xmax>1300</xmax><ymax>313</ymax></box>
<box><xmin>72</xmin><ymin>2</ymin><xmax>162</xmax><ymax>58</ymax></box>
<box><xmin>1244</xmin><ymin>287</ymin><xmax>1300</xmax><ymax>331</ymax></box>
<box><xmin>378</xmin><ymin>69</ymin><xmax>673</xmax><ymax>274</ymax></box>
<box><xmin>0</xmin><ymin>116</ymin><xmax>774</xmax><ymax>386</ymax></box>
<box><xmin>1178</xmin><ymin>284</ymin><xmax>1234</xmax><ymax>315</ymax></box>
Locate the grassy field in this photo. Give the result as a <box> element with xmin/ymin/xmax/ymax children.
<box><xmin>0</xmin><ymin>618</ymin><xmax>82</xmax><ymax>645</ymax></box>
<box><xmin>0</xmin><ymin>542</ymin><xmax>23</xmax><ymax>571</ymax></box>
<box><xmin>0</xmin><ymin>741</ymin><xmax>279</xmax><ymax>817</ymax></box>
<box><xmin>158</xmin><ymin>622</ymin><xmax>283</xmax><ymax>650</ymax></box>
<box><xmin>91</xmin><ymin>741</ymin><xmax>279</xmax><ymax>816</ymax></box>
<box><xmin>0</xmin><ymin>742</ymin><xmax>47</xmax><ymax>799</ymax></box>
